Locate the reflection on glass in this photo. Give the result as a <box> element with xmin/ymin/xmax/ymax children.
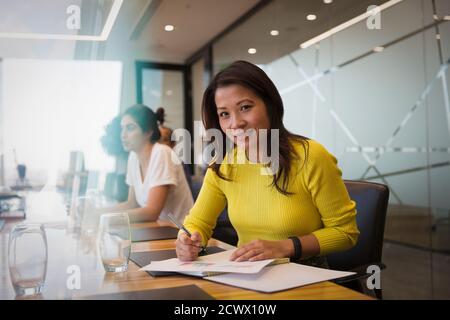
<box><xmin>209</xmin><ymin>0</ymin><xmax>450</xmax><ymax>298</ymax></box>
<box><xmin>141</xmin><ymin>68</ymin><xmax>185</xmax><ymax>130</ymax></box>
<box><xmin>73</xmin><ymin>196</ymin><xmax>96</xmax><ymax>234</ymax></box>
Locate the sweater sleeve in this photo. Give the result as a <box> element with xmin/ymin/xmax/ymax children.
<box><xmin>182</xmin><ymin>168</ymin><xmax>227</xmax><ymax>246</ymax></box>
<box><xmin>304</xmin><ymin>141</ymin><xmax>360</xmax><ymax>256</ymax></box>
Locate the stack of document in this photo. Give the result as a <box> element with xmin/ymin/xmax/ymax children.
<box><xmin>140</xmin><ymin>250</ymin><xmax>355</xmax><ymax>293</ymax></box>
<box><xmin>140</xmin><ymin>250</ymin><xmax>284</xmax><ymax>277</ymax></box>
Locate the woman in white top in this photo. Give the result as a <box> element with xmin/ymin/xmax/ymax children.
<box><xmin>99</xmin><ymin>104</ymin><xmax>193</xmax><ymax>222</ymax></box>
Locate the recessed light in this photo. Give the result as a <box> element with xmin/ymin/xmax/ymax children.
<box><xmin>323</xmin><ymin>0</ymin><xmax>333</xmax><ymax>4</ymax></box>
<box><xmin>270</xmin><ymin>30</ymin><xmax>279</xmax><ymax>36</ymax></box>
<box><xmin>164</xmin><ymin>25</ymin><xmax>175</xmax><ymax>31</ymax></box>
<box><xmin>373</xmin><ymin>46</ymin><xmax>384</xmax><ymax>52</ymax></box>
<box><xmin>166</xmin><ymin>90</ymin><xmax>173</xmax><ymax>96</ymax></box>
<box><xmin>299</xmin><ymin>0</ymin><xmax>402</xmax><ymax>49</ymax></box>
<box><xmin>306</xmin><ymin>14</ymin><xmax>317</xmax><ymax>21</ymax></box>
<box><xmin>248</xmin><ymin>48</ymin><xmax>257</xmax><ymax>54</ymax></box>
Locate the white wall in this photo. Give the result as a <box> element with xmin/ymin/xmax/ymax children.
<box><xmin>1</xmin><ymin>59</ymin><xmax>122</xmax><ymax>187</ymax></box>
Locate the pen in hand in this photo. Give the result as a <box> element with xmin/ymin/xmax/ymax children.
<box><xmin>167</xmin><ymin>213</ymin><xmax>206</xmax><ymax>253</ymax></box>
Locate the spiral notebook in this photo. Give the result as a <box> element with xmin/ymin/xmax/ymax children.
<box><xmin>139</xmin><ymin>249</ymin><xmax>290</xmax><ymax>277</ymax></box>
<box><xmin>130</xmin><ymin>246</ymin><xmax>226</xmax><ymax>277</ymax></box>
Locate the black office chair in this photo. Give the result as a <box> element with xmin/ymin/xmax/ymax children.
<box><xmin>212</xmin><ymin>207</ymin><xmax>238</xmax><ymax>246</ymax></box>
<box><xmin>327</xmin><ymin>180</ymin><xmax>389</xmax><ymax>299</ymax></box>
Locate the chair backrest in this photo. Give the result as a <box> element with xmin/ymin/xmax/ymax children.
<box><xmin>326</xmin><ymin>180</ymin><xmax>389</xmax><ymax>271</ymax></box>
<box><xmin>212</xmin><ymin>207</ymin><xmax>239</xmax><ymax>246</ymax></box>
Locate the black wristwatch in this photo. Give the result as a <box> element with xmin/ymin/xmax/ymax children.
<box><xmin>288</xmin><ymin>236</ymin><xmax>302</xmax><ymax>261</ymax></box>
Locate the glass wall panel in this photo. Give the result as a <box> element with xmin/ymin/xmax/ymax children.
<box><xmin>212</xmin><ymin>0</ymin><xmax>450</xmax><ymax>299</ymax></box>
<box><xmin>141</xmin><ymin>68</ymin><xmax>185</xmax><ymax>130</ymax></box>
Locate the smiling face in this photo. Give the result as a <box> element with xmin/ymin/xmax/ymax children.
<box><xmin>215</xmin><ymin>84</ymin><xmax>271</xmax><ymax>152</ymax></box>
<box><xmin>120</xmin><ymin>115</ymin><xmax>151</xmax><ymax>152</ymax></box>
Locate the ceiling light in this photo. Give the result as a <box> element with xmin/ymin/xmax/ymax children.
<box><xmin>0</xmin><ymin>0</ymin><xmax>123</xmax><ymax>41</ymax></box>
<box><xmin>248</xmin><ymin>48</ymin><xmax>257</xmax><ymax>54</ymax></box>
<box><xmin>164</xmin><ymin>25</ymin><xmax>175</xmax><ymax>31</ymax></box>
<box><xmin>300</xmin><ymin>0</ymin><xmax>403</xmax><ymax>49</ymax></box>
<box><xmin>306</xmin><ymin>14</ymin><xmax>317</xmax><ymax>21</ymax></box>
<box><xmin>166</xmin><ymin>90</ymin><xmax>173</xmax><ymax>96</ymax></box>
<box><xmin>270</xmin><ymin>30</ymin><xmax>279</xmax><ymax>36</ymax></box>
<box><xmin>323</xmin><ymin>0</ymin><xmax>333</xmax><ymax>4</ymax></box>
<box><xmin>373</xmin><ymin>46</ymin><xmax>384</xmax><ymax>52</ymax></box>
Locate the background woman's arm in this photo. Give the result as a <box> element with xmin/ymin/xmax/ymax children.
<box><xmin>96</xmin><ymin>185</ymin><xmax>170</xmax><ymax>222</ymax></box>
<box><xmin>122</xmin><ymin>185</ymin><xmax>170</xmax><ymax>222</ymax></box>
<box><xmin>95</xmin><ymin>186</ymin><xmax>138</xmax><ymax>214</ymax></box>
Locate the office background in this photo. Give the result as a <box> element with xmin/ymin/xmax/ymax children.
<box><xmin>0</xmin><ymin>0</ymin><xmax>449</xmax><ymax>299</ymax></box>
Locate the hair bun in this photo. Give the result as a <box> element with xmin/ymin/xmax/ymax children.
<box><xmin>156</xmin><ymin>107</ymin><xmax>165</xmax><ymax>125</ymax></box>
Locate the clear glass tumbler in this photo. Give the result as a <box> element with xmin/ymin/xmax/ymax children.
<box><xmin>8</xmin><ymin>223</ymin><xmax>48</xmax><ymax>296</ymax></box>
<box><xmin>97</xmin><ymin>213</ymin><xmax>131</xmax><ymax>272</ymax></box>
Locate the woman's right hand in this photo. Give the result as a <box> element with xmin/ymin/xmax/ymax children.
<box><xmin>175</xmin><ymin>231</ymin><xmax>203</xmax><ymax>261</ymax></box>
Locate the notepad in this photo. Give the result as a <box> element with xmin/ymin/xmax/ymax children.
<box><xmin>131</xmin><ymin>246</ymin><xmax>226</xmax><ymax>277</ymax></box>
<box><xmin>80</xmin><ymin>284</ymin><xmax>214</xmax><ymax>300</ymax></box>
<box><xmin>139</xmin><ymin>249</ymin><xmax>289</xmax><ymax>277</ymax></box>
<box><xmin>204</xmin><ymin>262</ymin><xmax>356</xmax><ymax>293</ymax></box>
<box><xmin>131</xmin><ymin>226</ymin><xmax>179</xmax><ymax>242</ymax></box>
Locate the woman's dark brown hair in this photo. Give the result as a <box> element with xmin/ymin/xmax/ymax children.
<box><xmin>123</xmin><ymin>104</ymin><xmax>161</xmax><ymax>142</ymax></box>
<box><xmin>156</xmin><ymin>107</ymin><xmax>166</xmax><ymax>126</ymax></box>
<box><xmin>201</xmin><ymin>60</ymin><xmax>309</xmax><ymax>195</ymax></box>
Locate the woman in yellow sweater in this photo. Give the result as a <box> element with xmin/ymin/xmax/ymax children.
<box><xmin>176</xmin><ymin>61</ymin><xmax>359</xmax><ymax>265</ymax></box>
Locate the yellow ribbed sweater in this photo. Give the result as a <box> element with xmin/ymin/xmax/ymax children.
<box><xmin>183</xmin><ymin>139</ymin><xmax>359</xmax><ymax>256</ymax></box>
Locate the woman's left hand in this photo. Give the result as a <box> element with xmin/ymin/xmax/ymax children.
<box><xmin>229</xmin><ymin>239</ymin><xmax>293</xmax><ymax>262</ymax></box>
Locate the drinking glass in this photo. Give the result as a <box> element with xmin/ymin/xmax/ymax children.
<box><xmin>8</xmin><ymin>223</ymin><xmax>48</xmax><ymax>296</ymax></box>
<box><xmin>97</xmin><ymin>213</ymin><xmax>131</xmax><ymax>272</ymax></box>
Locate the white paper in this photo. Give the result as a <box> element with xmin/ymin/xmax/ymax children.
<box><xmin>139</xmin><ymin>249</ymin><xmax>275</xmax><ymax>275</ymax></box>
<box><xmin>204</xmin><ymin>263</ymin><xmax>356</xmax><ymax>293</ymax></box>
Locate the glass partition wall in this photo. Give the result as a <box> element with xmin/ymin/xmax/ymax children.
<box><xmin>198</xmin><ymin>0</ymin><xmax>450</xmax><ymax>299</ymax></box>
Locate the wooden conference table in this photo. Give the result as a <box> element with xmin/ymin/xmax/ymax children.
<box><xmin>0</xmin><ymin>192</ymin><xmax>372</xmax><ymax>300</ymax></box>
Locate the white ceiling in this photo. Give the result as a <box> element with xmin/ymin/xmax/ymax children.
<box><xmin>213</xmin><ymin>0</ymin><xmax>390</xmax><ymax>66</ymax></box>
<box><xmin>132</xmin><ymin>0</ymin><xmax>260</xmax><ymax>63</ymax></box>
<box><xmin>0</xmin><ymin>0</ymin><xmax>260</xmax><ymax>63</ymax></box>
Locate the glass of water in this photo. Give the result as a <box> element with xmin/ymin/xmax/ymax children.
<box><xmin>98</xmin><ymin>213</ymin><xmax>131</xmax><ymax>272</ymax></box>
<box><xmin>8</xmin><ymin>223</ymin><xmax>48</xmax><ymax>297</ymax></box>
